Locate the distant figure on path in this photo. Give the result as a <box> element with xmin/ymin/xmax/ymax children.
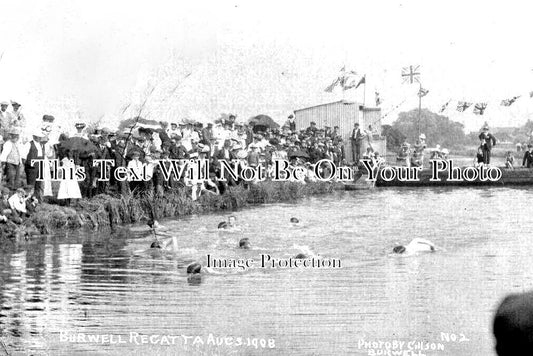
<box><xmin>505</xmin><ymin>151</ymin><xmax>514</xmax><ymax>170</ymax></box>
<box><xmin>350</xmin><ymin>123</ymin><xmax>365</xmax><ymax>164</ymax></box>
<box><xmin>493</xmin><ymin>290</ymin><xmax>533</xmax><ymax>356</ymax></box>
<box><xmin>523</xmin><ymin>145</ymin><xmax>533</xmax><ymax>168</ymax></box>
<box><xmin>413</xmin><ymin>134</ymin><xmax>427</xmax><ymax>167</ymax></box>
<box><xmin>474</xmin><ymin>147</ymin><xmax>485</xmax><ymax>168</ymax></box>
<box><xmin>479</xmin><ymin>125</ymin><xmax>497</xmax><ymax>164</ymax></box>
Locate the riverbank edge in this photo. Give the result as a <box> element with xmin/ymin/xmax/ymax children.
<box><xmin>1</xmin><ymin>181</ymin><xmax>341</xmax><ymax>241</ymax></box>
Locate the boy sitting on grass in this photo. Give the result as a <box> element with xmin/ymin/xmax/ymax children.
<box><xmin>0</xmin><ymin>187</ymin><xmax>22</xmax><ymax>224</ymax></box>
<box><xmin>8</xmin><ymin>188</ymin><xmax>29</xmax><ymax>218</ymax></box>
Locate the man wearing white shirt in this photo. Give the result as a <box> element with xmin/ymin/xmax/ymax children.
<box><xmin>10</xmin><ymin>101</ymin><xmax>25</xmax><ymax>128</ymax></box>
<box><xmin>213</xmin><ymin>124</ymin><xmax>227</xmax><ymax>150</ymax></box>
<box><xmin>0</xmin><ymin>101</ymin><xmax>13</xmax><ymax>138</ymax></box>
<box><xmin>181</xmin><ymin>123</ymin><xmax>192</xmax><ymax>140</ymax></box>
<box><xmin>0</xmin><ymin>129</ymin><xmax>23</xmax><ymax>189</ymax></box>
<box><xmin>8</xmin><ymin>188</ymin><xmax>27</xmax><ymax>215</ymax></box>
<box><xmin>166</xmin><ymin>123</ymin><xmax>181</xmax><ymax>138</ymax></box>
<box><xmin>190</xmin><ymin>128</ymin><xmax>200</xmax><ymax>143</ymax></box>
<box><xmin>41</xmin><ymin>115</ymin><xmax>62</xmax><ymax>145</ymax></box>
<box><xmin>127</xmin><ymin>150</ymin><xmax>145</xmax><ymax>192</ymax></box>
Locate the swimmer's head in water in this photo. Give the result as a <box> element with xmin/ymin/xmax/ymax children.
<box><xmin>218</xmin><ymin>221</ymin><xmax>228</xmax><ymax>229</ymax></box>
<box><xmin>393</xmin><ymin>246</ymin><xmax>406</xmax><ymax>254</ymax></box>
<box><xmin>294</xmin><ymin>253</ymin><xmax>307</xmax><ymax>259</ymax></box>
<box><xmin>147</xmin><ymin>220</ymin><xmax>161</xmax><ymax>229</ymax></box>
<box><xmin>187</xmin><ymin>262</ymin><xmax>202</xmax><ymax>274</ymax></box>
<box><xmin>150</xmin><ymin>241</ymin><xmax>161</xmax><ymax>249</ymax></box>
<box><xmin>239</xmin><ymin>238</ymin><xmax>250</xmax><ymax>249</ymax></box>
<box><xmin>290</xmin><ymin>217</ymin><xmax>299</xmax><ymax>223</ymax></box>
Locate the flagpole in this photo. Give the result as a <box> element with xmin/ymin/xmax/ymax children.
<box><xmin>418</xmin><ymin>82</ymin><xmax>422</xmax><ymax>136</ymax></box>
<box><xmin>362</xmin><ymin>76</ymin><xmax>366</xmax><ymax>131</ymax></box>
<box><xmin>342</xmin><ymin>65</ymin><xmax>346</xmax><ymax>102</ymax></box>
<box><xmin>363</xmin><ymin>76</ymin><xmax>366</xmax><ymax>107</ymax></box>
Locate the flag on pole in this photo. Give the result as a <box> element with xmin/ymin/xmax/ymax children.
<box><xmin>340</xmin><ymin>70</ymin><xmax>358</xmax><ymax>90</ymax></box>
<box><xmin>401</xmin><ymin>65</ymin><xmax>420</xmax><ymax>84</ymax></box>
<box><xmin>375</xmin><ymin>91</ymin><xmax>382</xmax><ymax>106</ymax></box>
<box><xmin>456</xmin><ymin>101</ymin><xmax>472</xmax><ymax>112</ymax></box>
<box><xmin>501</xmin><ymin>96</ymin><xmax>520</xmax><ymax>106</ymax></box>
<box><xmin>473</xmin><ymin>103</ymin><xmax>488</xmax><ymax>115</ymax></box>
<box><xmin>439</xmin><ymin>100</ymin><xmax>451</xmax><ymax>113</ymax></box>
<box><xmin>353</xmin><ymin>75</ymin><xmax>366</xmax><ymax>89</ymax></box>
<box><xmin>417</xmin><ymin>87</ymin><xmax>429</xmax><ymax>97</ymax></box>
<box><xmin>324</xmin><ymin>66</ymin><xmax>358</xmax><ymax>92</ymax></box>
<box><xmin>324</xmin><ymin>78</ymin><xmax>341</xmax><ymax>93</ymax></box>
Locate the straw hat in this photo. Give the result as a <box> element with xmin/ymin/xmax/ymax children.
<box><xmin>236</xmin><ymin>150</ymin><xmax>248</xmax><ymax>159</ymax></box>
<box><xmin>32</xmin><ymin>130</ymin><xmax>44</xmax><ymax>138</ymax></box>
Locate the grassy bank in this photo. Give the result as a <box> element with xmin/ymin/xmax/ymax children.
<box><xmin>7</xmin><ymin>181</ymin><xmax>338</xmax><ymax>237</ymax></box>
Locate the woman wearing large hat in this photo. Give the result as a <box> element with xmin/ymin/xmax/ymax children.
<box><xmin>73</xmin><ymin>122</ymin><xmax>88</xmax><ymax>139</ymax></box>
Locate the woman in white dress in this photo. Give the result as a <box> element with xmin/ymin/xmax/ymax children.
<box><xmin>57</xmin><ymin>149</ymin><xmax>82</xmax><ymax>203</ymax></box>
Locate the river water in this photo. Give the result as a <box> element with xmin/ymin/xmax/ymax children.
<box><xmin>1</xmin><ymin>187</ymin><xmax>532</xmax><ymax>355</ymax></box>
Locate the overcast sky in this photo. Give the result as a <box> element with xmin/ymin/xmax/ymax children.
<box><xmin>1</xmin><ymin>0</ymin><xmax>532</xmax><ymax>132</ymax></box>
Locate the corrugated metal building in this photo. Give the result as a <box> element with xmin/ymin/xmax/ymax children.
<box><xmin>294</xmin><ymin>100</ymin><xmax>386</xmax><ymax>163</ymax></box>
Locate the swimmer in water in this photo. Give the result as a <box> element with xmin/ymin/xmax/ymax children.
<box><xmin>147</xmin><ymin>219</ymin><xmax>166</xmax><ymax>230</ymax></box>
<box><xmin>239</xmin><ymin>238</ymin><xmax>251</xmax><ymax>249</ymax></box>
<box><xmin>218</xmin><ymin>216</ymin><xmax>241</xmax><ymax>231</ymax></box>
<box><xmin>147</xmin><ymin>220</ymin><xmax>178</xmax><ymax>252</ymax></box>
<box><xmin>227</xmin><ymin>215</ymin><xmax>238</xmax><ymax>229</ymax></box>
<box><xmin>290</xmin><ymin>217</ymin><xmax>303</xmax><ymax>227</ymax></box>
<box><xmin>187</xmin><ymin>262</ymin><xmax>202</xmax><ymax>274</ymax></box>
<box><xmin>393</xmin><ymin>238</ymin><xmax>436</xmax><ymax>254</ymax></box>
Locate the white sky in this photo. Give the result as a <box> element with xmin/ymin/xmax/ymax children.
<box><xmin>1</xmin><ymin>0</ymin><xmax>532</xmax><ymax>132</ymax></box>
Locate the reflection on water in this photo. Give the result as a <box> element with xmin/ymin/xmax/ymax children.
<box><xmin>1</xmin><ymin>187</ymin><xmax>533</xmax><ymax>355</ymax></box>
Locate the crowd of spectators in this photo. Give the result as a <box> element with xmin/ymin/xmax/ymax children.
<box><xmin>0</xmin><ymin>105</ymin><xmax>353</xmax><ymax>227</ymax></box>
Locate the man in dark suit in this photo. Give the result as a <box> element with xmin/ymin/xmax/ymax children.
<box><xmin>479</xmin><ymin>125</ymin><xmax>497</xmax><ymax>164</ymax></box>
<box><xmin>201</xmin><ymin>123</ymin><xmax>213</xmax><ymax>141</ymax></box>
<box><xmin>22</xmin><ymin>131</ymin><xmax>45</xmax><ymax>200</ymax></box>
<box><xmin>523</xmin><ymin>144</ymin><xmax>533</xmax><ymax>168</ymax></box>
<box><xmin>213</xmin><ymin>139</ymin><xmax>237</xmax><ymax>191</ymax></box>
<box><xmin>350</xmin><ymin>123</ymin><xmax>365</xmax><ymax>164</ymax></box>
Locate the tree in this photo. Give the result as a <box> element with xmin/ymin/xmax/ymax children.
<box><xmin>381</xmin><ymin>124</ymin><xmax>406</xmax><ymax>151</ymax></box>
<box><xmin>392</xmin><ymin>108</ymin><xmax>466</xmax><ymax>148</ymax></box>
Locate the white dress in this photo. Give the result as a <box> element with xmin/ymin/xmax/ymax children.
<box><xmin>42</xmin><ymin>143</ymin><xmax>55</xmax><ymax>197</ymax></box>
<box><xmin>57</xmin><ymin>158</ymin><xmax>82</xmax><ymax>199</ymax></box>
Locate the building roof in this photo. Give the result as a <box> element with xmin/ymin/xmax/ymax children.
<box><xmin>294</xmin><ymin>100</ymin><xmax>380</xmax><ymax>113</ymax></box>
